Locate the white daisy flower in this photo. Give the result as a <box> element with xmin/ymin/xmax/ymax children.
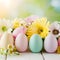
<box><xmin>0</xmin><ymin>19</ymin><xmax>12</xmax><ymax>34</ymax></box>
<box><xmin>49</xmin><ymin>22</ymin><xmax>60</xmax><ymax>37</ymax></box>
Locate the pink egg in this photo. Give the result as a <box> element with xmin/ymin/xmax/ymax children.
<box><xmin>15</xmin><ymin>33</ymin><xmax>28</xmax><ymax>52</ymax></box>
<box><xmin>44</xmin><ymin>33</ymin><xmax>58</xmax><ymax>53</ymax></box>
<box><xmin>58</xmin><ymin>37</ymin><xmax>60</xmax><ymax>46</ymax></box>
<box><xmin>13</xmin><ymin>26</ymin><xmax>27</xmax><ymax>39</ymax></box>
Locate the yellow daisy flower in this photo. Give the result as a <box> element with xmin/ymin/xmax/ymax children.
<box><xmin>26</xmin><ymin>17</ymin><xmax>50</xmax><ymax>39</ymax></box>
<box><xmin>13</xmin><ymin>19</ymin><xmax>21</xmax><ymax>29</ymax></box>
<box><xmin>13</xmin><ymin>18</ymin><xmax>26</xmax><ymax>29</ymax></box>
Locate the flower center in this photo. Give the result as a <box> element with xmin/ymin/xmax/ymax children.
<box><xmin>2</xmin><ymin>26</ymin><xmax>7</xmax><ymax>32</ymax></box>
<box><xmin>52</xmin><ymin>29</ymin><xmax>59</xmax><ymax>35</ymax></box>
<box><xmin>38</xmin><ymin>29</ymin><xmax>43</xmax><ymax>34</ymax></box>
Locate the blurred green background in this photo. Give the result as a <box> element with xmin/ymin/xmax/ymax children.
<box><xmin>18</xmin><ymin>0</ymin><xmax>60</xmax><ymax>22</ymax></box>
<box><xmin>0</xmin><ymin>0</ymin><xmax>60</xmax><ymax>22</ymax></box>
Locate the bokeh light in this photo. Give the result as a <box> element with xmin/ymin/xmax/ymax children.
<box><xmin>0</xmin><ymin>0</ymin><xmax>60</xmax><ymax>22</ymax></box>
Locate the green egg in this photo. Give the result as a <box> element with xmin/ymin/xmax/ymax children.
<box><xmin>29</xmin><ymin>34</ymin><xmax>43</xmax><ymax>53</ymax></box>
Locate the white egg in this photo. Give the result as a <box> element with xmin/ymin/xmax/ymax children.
<box><xmin>44</xmin><ymin>33</ymin><xmax>58</xmax><ymax>53</ymax></box>
<box><xmin>0</xmin><ymin>32</ymin><xmax>14</xmax><ymax>49</ymax></box>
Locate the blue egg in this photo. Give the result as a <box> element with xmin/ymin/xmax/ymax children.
<box><xmin>29</xmin><ymin>34</ymin><xmax>43</xmax><ymax>53</ymax></box>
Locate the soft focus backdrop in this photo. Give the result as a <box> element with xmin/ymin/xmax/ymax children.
<box><xmin>0</xmin><ymin>0</ymin><xmax>60</xmax><ymax>22</ymax></box>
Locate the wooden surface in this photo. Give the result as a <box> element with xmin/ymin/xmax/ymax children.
<box><xmin>0</xmin><ymin>55</ymin><xmax>6</xmax><ymax>60</ymax></box>
<box><xmin>43</xmin><ymin>53</ymin><xmax>60</xmax><ymax>60</ymax></box>
<box><xmin>0</xmin><ymin>53</ymin><xmax>60</xmax><ymax>60</ymax></box>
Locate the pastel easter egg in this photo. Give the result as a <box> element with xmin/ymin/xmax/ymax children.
<box><xmin>29</xmin><ymin>34</ymin><xmax>43</xmax><ymax>53</ymax></box>
<box><xmin>0</xmin><ymin>32</ymin><xmax>14</xmax><ymax>49</ymax></box>
<box><xmin>58</xmin><ymin>37</ymin><xmax>60</xmax><ymax>46</ymax></box>
<box><xmin>15</xmin><ymin>33</ymin><xmax>28</xmax><ymax>52</ymax></box>
<box><xmin>44</xmin><ymin>33</ymin><xmax>58</xmax><ymax>53</ymax></box>
<box><xmin>13</xmin><ymin>26</ymin><xmax>27</xmax><ymax>39</ymax></box>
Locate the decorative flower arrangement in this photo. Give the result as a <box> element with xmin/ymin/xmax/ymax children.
<box><xmin>26</xmin><ymin>17</ymin><xmax>50</xmax><ymax>39</ymax></box>
<box><xmin>0</xmin><ymin>15</ymin><xmax>60</xmax><ymax>55</ymax></box>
